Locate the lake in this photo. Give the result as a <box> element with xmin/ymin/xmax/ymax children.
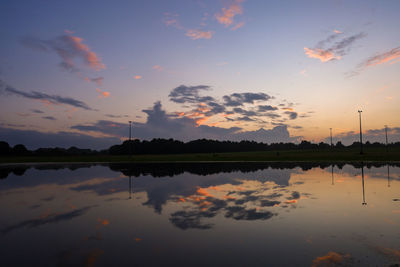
<box><xmin>0</xmin><ymin>162</ymin><xmax>399</xmax><ymax>266</ymax></box>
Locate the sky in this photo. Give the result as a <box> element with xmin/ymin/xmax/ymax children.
<box><xmin>0</xmin><ymin>0</ymin><xmax>399</xmax><ymax>149</ymax></box>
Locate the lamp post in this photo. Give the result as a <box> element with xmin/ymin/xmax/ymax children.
<box><xmin>128</xmin><ymin>121</ymin><xmax>132</xmax><ymax>156</ymax></box>
<box><xmin>358</xmin><ymin>110</ymin><xmax>363</xmax><ymax>154</ymax></box>
<box><xmin>129</xmin><ymin>121</ymin><xmax>132</xmax><ymax>141</ymax></box>
<box><xmin>329</xmin><ymin>128</ymin><xmax>333</xmax><ymax>148</ymax></box>
<box><xmin>384</xmin><ymin>125</ymin><xmax>388</xmax><ymax>152</ymax></box>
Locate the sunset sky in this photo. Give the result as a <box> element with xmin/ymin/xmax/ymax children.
<box><xmin>0</xmin><ymin>0</ymin><xmax>399</xmax><ymax>149</ymax></box>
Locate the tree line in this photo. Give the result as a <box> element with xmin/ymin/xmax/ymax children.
<box><xmin>1</xmin><ymin>139</ymin><xmax>399</xmax><ymax>156</ymax></box>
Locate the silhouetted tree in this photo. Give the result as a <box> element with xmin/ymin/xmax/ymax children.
<box><xmin>12</xmin><ymin>144</ymin><xmax>29</xmax><ymax>156</ymax></box>
<box><xmin>0</xmin><ymin>141</ymin><xmax>11</xmax><ymax>155</ymax></box>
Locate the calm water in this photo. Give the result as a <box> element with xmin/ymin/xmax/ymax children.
<box><xmin>0</xmin><ymin>163</ymin><xmax>399</xmax><ymax>266</ymax></box>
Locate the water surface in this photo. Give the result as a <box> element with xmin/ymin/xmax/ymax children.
<box><xmin>1</xmin><ymin>163</ymin><xmax>399</xmax><ymax>266</ymax></box>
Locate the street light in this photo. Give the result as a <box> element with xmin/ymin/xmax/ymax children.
<box><xmin>384</xmin><ymin>125</ymin><xmax>388</xmax><ymax>152</ymax></box>
<box><xmin>129</xmin><ymin>121</ymin><xmax>132</xmax><ymax>141</ymax></box>
<box><xmin>329</xmin><ymin>128</ymin><xmax>333</xmax><ymax>148</ymax></box>
<box><xmin>358</xmin><ymin>110</ymin><xmax>363</xmax><ymax>154</ymax></box>
<box><xmin>128</xmin><ymin>121</ymin><xmax>132</xmax><ymax>156</ymax></box>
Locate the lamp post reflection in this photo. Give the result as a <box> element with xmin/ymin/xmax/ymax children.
<box><xmin>129</xmin><ymin>175</ymin><xmax>132</xmax><ymax>199</ymax></box>
<box><xmin>361</xmin><ymin>164</ymin><xmax>367</xmax><ymax>205</ymax></box>
<box><xmin>331</xmin><ymin>165</ymin><xmax>334</xmax><ymax>185</ymax></box>
<box><xmin>387</xmin><ymin>165</ymin><xmax>390</xmax><ymax>188</ymax></box>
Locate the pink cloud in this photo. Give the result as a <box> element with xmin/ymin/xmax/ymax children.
<box><xmin>362</xmin><ymin>47</ymin><xmax>400</xmax><ymax>67</ymax></box>
<box><xmin>21</xmin><ymin>33</ymin><xmax>106</xmax><ymax>72</ymax></box>
<box><xmin>133</xmin><ymin>75</ymin><xmax>142</xmax><ymax>80</ymax></box>
<box><xmin>333</xmin><ymin>29</ymin><xmax>342</xmax><ymax>34</ymax></box>
<box><xmin>348</xmin><ymin>47</ymin><xmax>400</xmax><ymax>77</ymax></box>
<box><xmin>186</xmin><ymin>29</ymin><xmax>214</xmax><ymax>40</ymax></box>
<box><xmin>163</xmin><ymin>12</ymin><xmax>183</xmax><ymax>29</ymax></box>
<box><xmin>215</xmin><ymin>0</ymin><xmax>244</xmax><ymax>27</ymax></box>
<box><xmin>152</xmin><ymin>65</ymin><xmax>163</xmax><ymax>71</ymax></box>
<box><xmin>304</xmin><ymin>47</ymin><xmax>341</xmax><ymax>62</ymax></box>
<box><xmin>96</xmin><ymin>88</ymin><xmax>110</xmax><ymax>98</ymax></box>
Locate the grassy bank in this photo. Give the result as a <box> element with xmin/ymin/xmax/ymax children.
<box><xmin>1</xmin><ymin>147</ymin><xmax>399</xmax><ymax>163</ymax></box>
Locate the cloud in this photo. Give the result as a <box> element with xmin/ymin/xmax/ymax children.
<box><xmin>95</xmin><ymin>88</ymin><xmax>110</xmax><ymax>98</ymax></box>
<box><xmin>152</xmin><ymin>65</ymin><xmax>163</xmax><ymax>71</ymax></box>
<box><xmin>71</xmin><ymin>101</ymin><xmax>297</xmax><ymax>143</ymax></box>
<box><xmin>258</xmin><ymin>105</ymin><xmax>278</xmax><ymax>112</ymax></box>
<box><xmin>169</xmin><ymin>85</ymin><xmax>214</xmax><ymax>104</ymax></box>
<box><xmin>133</xmin><ymin>75</ymin><xmax>142</xmax><ymax>80</ymax></box>
<box><xmin>1</xmin><ymin>80</ymin><xmax>92</xmax><ymax>110</ymax></box>
<box><xmin>324</xmin><ymin>126</ymin><xmax>400</xmax><ymax>145</ymax></box>
<box><xmin>163</xmin><ymin>12</ymin><xmax>214</xmax><ymax>41</ymax></box>
<box><xmin>186</xmin><ymin>29</ymin><xmax>214</xmax><ymax>40</ymax></box>
<box><xmin>21</xmin><ymin>33</ymin><xmax>105</xmax><ymax>72</ymax></box>
<box><xmin>71</xmin><ymin>120</ymin><xmax>127</xmax><ymax>137</ymax></box>
<box><xmin>333</xmin><ymin>29</ymin><xmax>342</xmax><ymax>34</ymax></box>
<box><xmin>304</xmin><ymin>47</ymin><xmax>339</xmax><ymax>62</ymax></box>
<box><xmin>31</xmin><ymin>109</ymin><xmax>44</xmax><ymax>114</ymax></box>
<box><xmin>85</xmin><ymin>76</ymin><xmax>104</xmax><ymax>86</ymax></box>
<box><xmin>284</xmin><ymin>111</ymin><xmax>298</xmax><ymax>120</ymax></box>
<box><xmin>215</xmin><ymin>0</ymin><xmax>244</xmax><ymax>27</ymax></box>
<box><xmin>0</xmin><ymin>126</ymin><xmax>120</xmax><ymax>149</ymax></box>
<box><xmin>2</xmin><ymin>206</ymin><xmax>94</xmax><ymax>234</ymax></box>
<box><xmin>350</xmin><ymin>46</ymin><xmax>400</xmax><ymax>76</ymax></box>
<box><xmin>163</xmin><ymin>12</ymin><xmax>183</xmax><ymax>29</ymax></box>
<box><xmin>312</xmin><ymin>251</ymin><xmax>351</xmax><ymax>267</ymax></box>
<box><xmin>223</xmin><ymin>92</ymin><xmax>272</xmax><ymax>107</ymax></box>
<box><xmin>104</xmin><ymin>114</ymin><xmax>129</xmax><ymax>119</ymax></box>
<box><xmin>42</xmin><ymin>116</ymin><xmax>56</xmax><ymax>121</ymax></box>
<box><xmin>305</xmin><ymin>32</ymin><xmax>366</xmax><ymax>62</ymax></box>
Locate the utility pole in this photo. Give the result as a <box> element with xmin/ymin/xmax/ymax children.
<box><xmin>128</xmin><ymin>121</ymin><xmax>132</xmax><ymax>156</ymax></box>
<box><xmin>129</xmin><ymin>121</ymin><xmax>132</xmax><ymax>141</ymax></box>
<box><xmin>329</xmin><ymin>128</ymin><xmax>333</xmax><ymax>148</ymax></box>
<box><xmin>384</xmin><ymin>125</ymin><xmax>388</xmax><ymax>152</ymax></box>
<box><xmin>358</xmin><ymin>110</ymin><xmax>363</xmax><ymax>154</ymax></box>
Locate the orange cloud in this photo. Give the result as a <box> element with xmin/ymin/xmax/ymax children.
<box><xmin>96</xmin><ymin>88</ymin><xmax>110</xmax><ymax>98</ymax></box>
<box><xmin>304</xmin><ymin>47</ymin><xmax>341</xmax><ymax>62</ymax></box>
<box><xmin>97</xmin><ymin>218</ymin><xmax>110</xmax><ymax>226</ymax></box>
<box><xmin>196</xmin><ymin>187</ymin><xmax>214</xmax><ymax>198</ymax></box>
<box><xmin>195</xmin><ymin>117</ymin><xmax>210</xmax><ymax>126</ymax></box>
<box><xmin>68</xmin><ymin>35</ymin><xmax>106</xmax><ymax>71</ymax></box>
<box><xmin>312</xmin><ymin>251</ymin><xmax>349</xmax><ymax>267</ymax></box>
<box><xmin>186</xmin><ymin>29</ymin><xmax>214</xmax><ymax>40</ymax></box>
<box><xmin>333</xmin><ymin>29</ymin><xmax>342</xmax><ymax>34</ymax></box>
<box><xmin>133</xmin><ymin>75</ymin><xmax>142</xmax><ymax>80</ymax></box>
<box><xmin>177</xmin><ymin>197</ymin><xmax>186</xmax><ymax>203</ymax></box>
<box><xmin>216</xmin><ymin>0</ymin><xmax>243</xmax><ymax>27</ymax></box>
<box><xmin>153</xmin><ymin>65</ymin><xmax>163</xmax><ymax>71</ymax></box>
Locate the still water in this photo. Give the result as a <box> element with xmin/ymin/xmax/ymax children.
<box><xmin>0</xmin><ymin>162</ymin><xmax>399</xmax><ymax>266</ymax></box>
